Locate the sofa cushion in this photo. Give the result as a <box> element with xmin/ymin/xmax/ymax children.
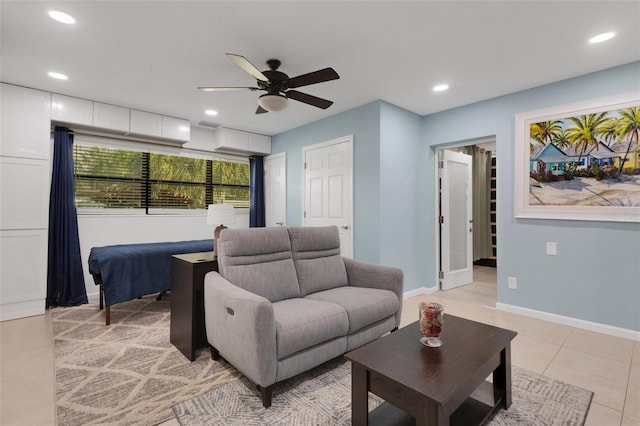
<box><xmin>218</xmin><ymin>227</ymin><xmax>300</xmax><ymax>302</ymax></box>
<box><xmin>305</xmin><ymin>286</ymin><xmax>400</xmax><ymax>333</ymax></box>
<box><xmin>272</xmin><ymin>298</ymin><xmax>349</xmax><ymax>359</ymax></box>
<box><xmin>288</xmin><ymin>226</ymin><xmax>348</xmax><ymax>296</ymax></box>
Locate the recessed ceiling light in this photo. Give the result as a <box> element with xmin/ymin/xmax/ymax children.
<box><xmin>433</xmin><ymin>84</ymin><xmax>449</xmax><ymax>92</ymax></box>
<box><xmin>48</xmin><ymin>10</ymin><xmax>75</xmax><ymax>24</ymax></box>
<box><xmin>48</xmin><ymin>71</ymin><xmax>68</xmax><ymax>80</ymax></box>
<box><xmin>205</xmin><ymin>109</ymin><xmax>218</xmax><ymax>116</ymax></box>
<box><xmin>589</xmin><ymin>32</ymin><xmax>615</xmax><ymax>44</ymax></box>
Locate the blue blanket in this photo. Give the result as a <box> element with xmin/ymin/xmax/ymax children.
<box><xmin>88</xmin><ymin>239</ymin><xmax>214</xmax><ymax>307</ymax></box>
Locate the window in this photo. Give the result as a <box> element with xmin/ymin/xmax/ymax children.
<box><xmin>73</xmin><ymin>145</ymin><xmax>250</xmax><ymax>211</ymax></box>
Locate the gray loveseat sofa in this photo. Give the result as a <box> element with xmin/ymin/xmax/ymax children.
<box><xmin>203</xmin><ymin>225</ymin><xmax>403</xmax><ymax>407</ymax></box>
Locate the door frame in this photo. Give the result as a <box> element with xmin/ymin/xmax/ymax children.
<box><xmin>433</xmin><ymin>137</ymin><xmax>496</xmax><ymax>290</ymax></box>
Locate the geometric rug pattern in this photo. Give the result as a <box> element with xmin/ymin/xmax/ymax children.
<box><xmin>53</xmin><ymin>295</ymin><xmax>593</xmax><ymax>426</ymax></box>
<box><xmin>173</xmin><ymin>356</ymin><xmax>593</xmax><ymax>426</ymax></box>
<box><xmin>51</xmin><ymin>295</ymin><xmax>239</xmax><ymax>426</ymax></box>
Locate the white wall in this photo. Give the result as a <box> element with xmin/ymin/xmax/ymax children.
<box><xmin>78</xmin><ymin>212</ymin><xmax>248</xmax><ymax>299</ymax></box>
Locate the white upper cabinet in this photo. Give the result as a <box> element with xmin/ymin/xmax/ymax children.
<box><xmin>93</xmin><ymin>102</ymin><xmax>129</xmax><ymax>132</ymax></box>
<box><xmin>1</xmin><ymin>84</ymin><xmax>51</xmax><ymax>159</ymax></box>
<box><xmin>51</xmin><ymin>94</ymin><xmax>93</xmax><ymax>126</ymax></box>
<box><xmin>213</xmin><ymin>128</ymin><xmax>271</xmax><ymax>155</ymax></box>
<box><xmin>161</xmin><ymin>116</ymin><xmax>191</xmax><ymax>141</ymax></box>
<box><xmin>130</xmin><ymin>110</ymin><xmax>190</xmax><ymax>142</ymax></box>
<box><xmin>249</xmin><ymin>133</ymin><xmax>271</xmax><ymax>154</ymax></box>
<box><xmin>213</xmin><ymin>128</ymin><xmax>249</xmax><ymax>151</ymax></box>
<box><xmin>48</xmin><ymin>94</ymin><xmax>190</xmax><ymax>143</ymax></box>
<box><xmin>130</xmin><ymin>109</ymin><xmax>162</xmax><ymax>137</ymax></box>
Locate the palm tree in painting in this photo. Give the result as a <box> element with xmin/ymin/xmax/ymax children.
<box><xmin>548</xmin><ymin>129</ymin><xmax>571</xmax><ymax>178</ymax></box>
<box><xmin>566</xmin><ymin>112</ymin><xmax>608</xmax><ymax>175</ymax></box>
<box><xmin>599</xmin><ymin>117</ymin><xmax>621</xmax><ymax>147</ymax></box>
<box><xmin>530</xmin><ymin>120</ymin><xmax>563</xmax><ymax>153</ymax></box>
<box><xmin>615</xmin><ymin>107</ymin><xmax>640</xmax><ymax>174</ymax></box>
<box><xmin>552</xmin><ymin>129</ymin><xmax>571</xmax><ymax>150</ymax></box>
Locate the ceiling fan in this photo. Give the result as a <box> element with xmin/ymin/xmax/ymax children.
<box><xmin>198</xmin><ymin>53</ymin><xmax>340</xmax><ymax>114</ymax></box>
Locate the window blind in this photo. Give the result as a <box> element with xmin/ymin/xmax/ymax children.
<box><xmin>73</xmin><ymin>145</ymin><xmax>250</xmax><ymax>211</ymax></box>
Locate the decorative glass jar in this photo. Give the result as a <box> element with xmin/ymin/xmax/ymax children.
<box><xmin>419</xmin><ymin>302</ymin><xmax>444</xmax><ymax>347</ymax></box>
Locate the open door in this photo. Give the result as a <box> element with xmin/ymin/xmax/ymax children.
<box><xmin>440</xmin><ymin>150</ymin><xmax>473</xmax><ymax>290</ymax></box>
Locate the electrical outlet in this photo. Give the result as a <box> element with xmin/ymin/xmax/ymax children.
<box><xmin>546</xmin><ymin>242</ymin><xmax>557</xmax><ymax>256</ymax></box>
<box><xmin>508</xmin><ymin>277</ymin><xmax>517</xmax><ymax>289</ymax></box>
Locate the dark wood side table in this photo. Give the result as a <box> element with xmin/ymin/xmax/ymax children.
<box><xmin>170</xmin><ymin>251</ymin><xmax>218</xmax><ymax>361</ymax></box>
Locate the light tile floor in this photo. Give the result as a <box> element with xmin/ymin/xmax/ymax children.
<box><xmin>1</xmin><ymin>266</ymin><xmax>638</xmax><ymax>426</ymax></box>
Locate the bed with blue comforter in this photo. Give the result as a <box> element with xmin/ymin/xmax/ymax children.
<box><xmin>88</xmin><ymin>239</ymin><xmax>213</xmax><ymax>324</ymax></box>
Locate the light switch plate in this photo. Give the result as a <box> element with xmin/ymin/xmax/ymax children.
<box><xmin>546</xmin><ymin>242</ymin><xmax>557</xmax><ymax>256</ymax></box>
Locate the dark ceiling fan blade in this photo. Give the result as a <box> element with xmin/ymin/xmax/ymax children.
<box><xmin>197</xmin><ymin>86</ymin><xmax>259</xmax><ymax>92</ymax></box>
<box><xmin>287</xmin><ymin>68</ymin><xmax>339</xmax><ymax>89</ymax></box>
<box><xmin>286</xmin><ymin>90</ymin><xmax>334</xmax><ymax>109</ymax></box>
<box><xmin>256</xmin><ymin>105</ymin><xmax>269</xmax><ymax>114</ymax></box>
<box><xmin>226</xmin><ymin>53</ymin><xmax>269</xmax><ymax>82</ymax></box>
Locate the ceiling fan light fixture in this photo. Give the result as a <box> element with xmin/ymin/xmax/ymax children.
<box><xmin>258</xmin><ymin>93</ymin><xmax>288</xmax><ymax>112</ymax></box>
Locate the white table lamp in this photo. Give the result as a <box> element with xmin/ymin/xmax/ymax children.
<box><xmin>207</xmin><ymin>204</ymin><xmax>236</xmax><ymax>255</ymax></box>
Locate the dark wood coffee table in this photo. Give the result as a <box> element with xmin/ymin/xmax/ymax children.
<box><xmin>344</xmin><ymin>315</ymin><xmax>517</xmax><ymax>426</ymax></box>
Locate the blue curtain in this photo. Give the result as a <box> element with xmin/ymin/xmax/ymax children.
<box><xmin>46</xmin><ymin>127</ymin><xmax>88</xmax><ymax>308</ymax></box>
<box><xmin>249</xmin><ymin>156</ymin><xmax>265</xmax><ymax>227</ymax></box>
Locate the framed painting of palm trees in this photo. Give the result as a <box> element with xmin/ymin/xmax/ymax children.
<box><xmin>514</xmin><ymin>91</ymin><xmax>640</xmax><ymax>222</ymax></box>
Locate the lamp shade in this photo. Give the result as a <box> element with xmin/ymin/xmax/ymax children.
<box><xmin>206</xmin><ymin>203</ymin><xmax>236</xmax><ymax>226</ymax></box>
<box><xmin>257</xmin><ymin>94</ymin><xmax>288</xmax><ymax>112</ymax></box>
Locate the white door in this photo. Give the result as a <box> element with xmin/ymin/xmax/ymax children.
<box><xmin>440</xmin><ymin>150</ymin><xmax>473</xmax><ymax>290</ymax></box>
<box><xmin>264</xmin><ymin>153</ymin><xmax>286</xmax><ymax>227</ymax></box>
<box><xmin>303</xmin><ymin>136</ymin><xmax>353</xmax><ymax>258</ymax></box>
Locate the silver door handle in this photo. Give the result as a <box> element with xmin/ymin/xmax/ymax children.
<box><xmin>341</xmin><ymin>225</ymin><xmax>350</xmax><ymax>230</ymax></box>
<box><xmin>275</xmin><ymin>222</ymin><xmax>284</xmax><ymax>226</ymax></box>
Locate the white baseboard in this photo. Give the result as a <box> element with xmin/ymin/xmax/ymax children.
<box><xmin>0</xmin><ymin>299</ymin><xmax>45</xmax><ymax>321</ymax></box>
<box><xmin>496</xmin><ymin>302</ymin><xmax>640</xmax><ymax>342</ymax></box>
<box><xmin>87</xmin><ymin>291</ymin><xmax>100</xmax><ymax>302</ymax></box>
<box><xmin>403</xmin><ymin>286</ymin><xmax>438</xmax><ymax>299</ymax></box>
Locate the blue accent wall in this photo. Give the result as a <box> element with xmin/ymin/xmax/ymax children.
<box><xmin>422</xmin><ymin>61</ymin><xmax>640</xmax><ymax>331</ymax></box>
<box><xmin>272</xmin><ymin>101</ymin><xmax>382</xmax><ymax>264</ymax></box>
<box><xmin>272</xmin><ymin>101</ymin><xmax>427</xmax><ymax>291</ymax></box>
<box><xmin>273</xmin><ymin>61</ymin><xmax>640</xmax><ymax>332</ymax></box>
<box><xmin>379</xmin><ymin>102</ymin><xmax>427</xmax><ymax>295</ymax></box>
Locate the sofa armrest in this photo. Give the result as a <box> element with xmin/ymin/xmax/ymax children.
<box><xmin>204</xmin><ymin>271</ymin><xmax>277</xmax><ymax>387</ymax></box>
<box><xmin>343</xmin><ymin>257</ymin><xmax>404</xmax><ymax>327</ymax></box>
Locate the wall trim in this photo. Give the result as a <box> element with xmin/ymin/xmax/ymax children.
<box><xmin>0</xmin><ymin>299</ymin><xmax>45</xmax><ymax>322</ymax></box>
<box><xmin>497</xmin><ymin>302</ymin><xmax>640</xmax><ymax>342</ymax></box>
<box><xmin>403</xmin><ymin>286</ymin><xmax>438</xmax><ymax>299</ymax></box>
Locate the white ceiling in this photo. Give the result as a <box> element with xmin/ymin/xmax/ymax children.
<box><xmin>2</xmin><ymin>1</ymin><xmax>639</xmax><ymax>136</ymax></box>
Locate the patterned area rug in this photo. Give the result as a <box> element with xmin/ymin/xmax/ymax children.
<box><xmin>173</xmin><ymin>358</ymin><xmax>593</xmax><ymax>426</ymax></box>
<box><xmin>52</xmin><ymin>295</ymin><xmax>239</xmax><ymax>426</ymax></box>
